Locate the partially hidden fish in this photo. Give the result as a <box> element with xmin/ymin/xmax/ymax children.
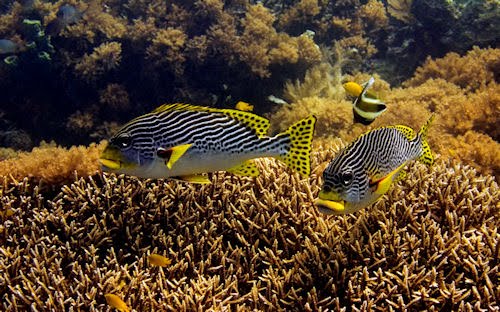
<box><xmin>104</xmin><ymin>294</ymin><xmax>129</xmax><ymax>312</ymax></box>
<box><xmin>315</xmin><ymin>115</ymin><xmax>434</xmax><ymax>214</ymax></box>
<box><xmin>343</xmin><ymin>77</ymin><xmax>386</xmax><ymax>125</ymax></box>
<box><xmin>99</xmin><ymin>103</ymin><xmax>316</xmax><ymax>182</ymax></box>
<box><xmin>148</xmin><ymin>254</ymin><xmax>171</xmax><ymax>267</ymax></box>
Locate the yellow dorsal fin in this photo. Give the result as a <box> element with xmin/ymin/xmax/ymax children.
<box><xmin>227</xmin><ymin>160</ymin><xmax>260</xmax><ymax>177</ymax></box>
<box><xmin>153</xmin><ymin>103</ymin><xmax>270</xmax><ymax>137</ymax></box>
<box><xmin>388</xmin><ymin>125</ymin><xmax>416</xmax><ymax>140</ymax></box>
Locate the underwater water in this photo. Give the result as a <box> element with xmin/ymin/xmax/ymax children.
<box><xmin>0</xmin><ymin>0</ymin><xmax>499</xmax><ymax>311</ymax></box>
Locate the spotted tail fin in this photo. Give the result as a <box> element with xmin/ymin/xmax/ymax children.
<box><xmin>276</xmin><ymin>116</ymin><xmax>316</xmax><ymax>177</ymax></box>
<box><xmin>418</xmin><ymin>114</ymin><xmax>435</xmax><ymax>166</ymax></box>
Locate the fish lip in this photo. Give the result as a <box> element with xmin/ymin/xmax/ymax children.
<box><xmin>99</xmin><ymin>158</ymin><xmax>121</xmax><ymax>170</ymax></box>
<box><xmin>315</xmin><ymin>198</ymin><xmax>345</xmax><ymax>214</ymax></box>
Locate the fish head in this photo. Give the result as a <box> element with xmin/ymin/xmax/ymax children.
<box><xmin>99</xmin><ymin>129</ymin><xmax>155</xmax><ymax>175</ymax></box>
<box><xmin>315</xmin><ymin>154</ymin><xmax>372</xmax><ymax>215</ymax></box>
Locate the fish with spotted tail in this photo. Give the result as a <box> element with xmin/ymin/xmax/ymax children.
<box><xmin>99</xmin><ymin>103</ymin><xmax>316</xmax><ymax>182</ymax></box>
<box><xmin>316</xmin><ymin>115</ymin><xmax>434</xmax><ymax>214</ymax></box>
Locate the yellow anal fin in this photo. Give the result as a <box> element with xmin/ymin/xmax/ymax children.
<box><xmin>173</xmin><ymin>174</ymin><xmax>211</xmax><ymax>184</ymax></box>
<box><xmin>227</xmin><ymin>160</ymin><xmax>260</xmax><ymax>177</ymax></box>
<box><xmin>277</xmin><ymin>115</ymin><xmax>316</xmax><ymax>177</ymax></box>
<box><xmin>371</xmin><ymin>163</ymin><xmax>407</xmax><ymax>195</ymax></box>
<box><xmin>158</xmin><ymin>144</ymin><xmax>192</xmax><ymax>169</ymax></box>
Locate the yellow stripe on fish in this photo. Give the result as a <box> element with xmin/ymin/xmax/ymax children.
<box><xmin>99</xmin><ymin>103</ymin><xmax>316</xmax><ymax>181</ymax></box>
<box><xmin>316</xmin><ymin>115</ymin><xmax>434</xmax><ymax>215</ymax></box>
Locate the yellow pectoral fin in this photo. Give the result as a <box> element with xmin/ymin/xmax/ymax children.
<box><xmin>372</xmin><ymin>163</ymin><xmax>407</xmax><ymax>195</ymax></box>
<box><xmin>165</xmin><ymin>144</ymin><xmax>192</xmax><ymax>169</ymax></box>
<box><xmin>174</xmin><ymin>174</ymin><xmax>211</xmax><ymax>184</ymax></box>
<box><xmin>227</xmin><ymin>161</ymin><xmax>260</xmax><ymax>177</ymax></box>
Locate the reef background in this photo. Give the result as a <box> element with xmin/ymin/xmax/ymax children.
<box><xmin>0</xmin><ymin>0</ymin><xmax>499</xmax><ymax>310</ymax></box>
<box><xmin>0</xmin><ymin>0</ymin><xmax>498</xmax><ymax>151</ymax></box>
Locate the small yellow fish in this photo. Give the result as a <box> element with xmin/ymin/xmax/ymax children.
<box><xmin>0</xmin><ymin>208</ymin><xmax>14</xmax><ymax>218</ymax></box>
<box><xmin>235</xmin><ymin>101</ymin><xmax>254</xmax><ymax>112</ymax></box>
<box><xmin>343</xmin><ymin>81</ymin><xmax>364</xmax><ymax>97</ymax></box>
<box><xmin>105</xmin><ymin>294</ymin><xmax>129</xmax><ymax>312</ymax></box>
<box><xmin>148</xmin><ymin>254</ymin><xmax>172</xmax><ymax>267</ymax></box>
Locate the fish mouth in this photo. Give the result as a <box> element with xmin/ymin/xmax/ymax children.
<box><xmin>315</xmin><ymin>198</ymin><xmax>346</xmax><ymax>214</ymax></box>
<box><xmin>99</xmin><ymin>158</ymin><xmax>122</xmax><ymax>170</ymax></box>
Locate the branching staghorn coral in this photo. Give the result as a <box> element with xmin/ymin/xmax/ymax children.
<box><xmin>0</xmin><ymin>140</ymin><xmax>498</xmax><ymax>310</ymax></box>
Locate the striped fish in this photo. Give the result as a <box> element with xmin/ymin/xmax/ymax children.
<box><xmin>99</xmin><ymin>103</ymin><xmax>316</xmax><ymax>183</ymax></box>
<box><xmin>343</xmin><ymin>77</ymin><xmax>387</xmax><ymax>125</ymax></box>
<box><xmin>315</xmin><ymin>115</ymin><xmax>434</xmax><ymax>214</ymax></box>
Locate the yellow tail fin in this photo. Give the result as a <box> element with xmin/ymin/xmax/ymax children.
<box><xmin>277</xmin><ymin>115</ymin><xmax>316</xmax><ymax>177</ymax></box>
<box><xmin>418</xmin><ymin>114</ymin><xmax>435</xmax><ymax>166</ymax></box>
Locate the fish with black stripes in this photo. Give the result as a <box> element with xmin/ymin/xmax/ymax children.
<box><xmin>99</xmin><ymin>103</ymin><xmax>316</xmax><ymax>183</ymax></box>
<box><xmin>315</xmin><ymin>115</ymin><xmax>434</xmax><ymax>214</ymax></box>
<box><xmin>343</xmin><ymin>77</ymin><xmax>387</xmax><ymax>125</ymax></box>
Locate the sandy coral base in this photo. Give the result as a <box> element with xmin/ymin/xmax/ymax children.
<box><xmin>0</xmin><ymin>143</ymin><xmax>498</xmax><ymax>311</ymax></box>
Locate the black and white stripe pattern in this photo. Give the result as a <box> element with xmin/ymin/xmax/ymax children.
<box><xmin>323</xmin><ymin>127</ymin><xmax>422</xmax><ymax>194</ymax></box>
<box><xmin>111</xmin><ymin>105</ymin><xmax>287</xmax><ymax>159</ymax></box>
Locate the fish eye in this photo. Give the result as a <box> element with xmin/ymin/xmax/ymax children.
<box><xmin>111</xmin><ymin>135</ymin><xmax>132</xmax><ymax>148</ymax></box>
<box><xmin>340</xmin><ymin>171</ymin><xmax>353</xmax><ymax>186</ymax></box>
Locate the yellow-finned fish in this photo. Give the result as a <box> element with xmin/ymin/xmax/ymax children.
<box><xmin>235</xmin><ymin>101</ymin><xmax>254</xmax><ymax>112</ymax></box>
<box><xmin>343</xmin><ymin>77</ymin><xmax>386</xmax><ymax>125</ymax></box>
<box><xmin>148</xmin><ymin>254</ymin><xmax>171</xmax><ymax>267</ymax></box>
<box><xmin>99</xmin><ymin>103</ymin><xmax>316</xmax><ymax>183</ymax></box>
<box><xmin>316</xmin><ymin>115</ymin><xmax>434</xmax><ymax>214</ymax></box>
<box><xmin>104</xmin><ymin>294</ymin><xmax>129</xmax><ymax>312</ymax></box>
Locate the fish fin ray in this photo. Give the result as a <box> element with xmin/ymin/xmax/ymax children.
<box><xmin>227</xmin><ymin>161</ymin><xmax>260</xmax><ymax>177</ymax></box>
<box><xmin>418</xmin><ymin>114</ymin><xmax>435</xmax><ymax>166</ymax></box>
<box><xmin>277</xmin><ymin>115</ymin><xmax>316</xmax><ymax>177</ymax></box>
<box><xmin>388</xmin><ymin>125</ymin><xmax>415</xmax><ymax>140</ymax></box>
<box><xmin>158</xmin><ymin>143</ymin><xmax>192</xmax><ymax>169</ymax></box>
<box><xmin>371</xmin><ymin>163</ymin><xmax>407</xmax><ymax>195</ymax></box>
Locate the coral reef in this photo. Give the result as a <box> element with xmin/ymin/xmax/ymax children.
<box><xmin>0</xmin><ymin>141</ymin><xmax>103</xmax><ymax>186</ymax></box>
<box><xmin>0</xmin><ymin>0</ymin><xmax>497</xmax><ymax>148</ymax></box>
<box><xmin>0</xmin><ymin>141</ymin><xmax>498</xmax><ymax>310</ymax></box>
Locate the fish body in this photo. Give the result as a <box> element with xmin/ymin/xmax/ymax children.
<box><xmin>100</xmin><ymin>103</ymin><xmax>316</xmax><ymax>182</ymax></box>
<box><xmin>46</xmin><ymin>4</ymin><xmax>83</xmax><ymax>36</ymax></box>
<box><xmin>235</xmin><ymin>101</ymin><xmax>254</xmax><ymax>112</ymax></box>
<box><xmin>148</xmin><ymin>254</ymin><xmax>171</xmax><ymax>267</ymax></box>
<box><xmin>315</xmin><ymin>115</ymin><xmax>434</xmax><ymax>214</ymax></box>
<box><xmin>104</xmin><ymin>294</ymin><xmax>129</xmax><ymax>312</ymax></box>
<box><xmin>343</xmin><ymin>77</ymin><xmax>386</xmax><ymax>125</ymax></box>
